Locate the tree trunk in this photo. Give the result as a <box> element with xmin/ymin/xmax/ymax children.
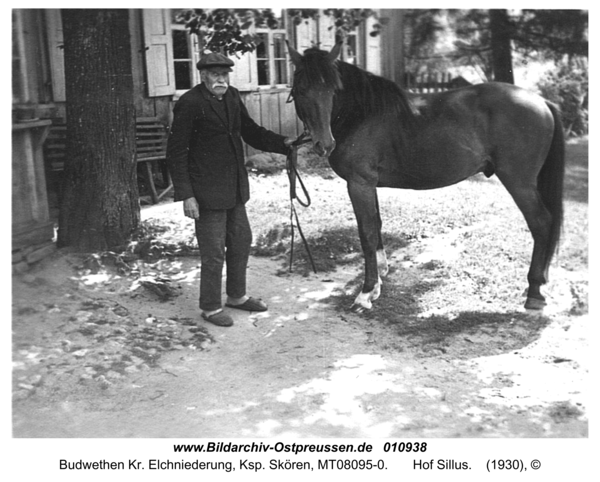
<box><xmin>58</xmin><ymin>9</ymin><xmax>139</xmax><ymax>251</ymax></box>
<box><xmin>489</xmin><ymin>9</ymin><xmax>514</xmax><ymax>84</ymax></box>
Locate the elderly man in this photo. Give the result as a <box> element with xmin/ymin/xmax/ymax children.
<box><xmin>167</xmin><ymin>52</ymin><xmax>293</xmax><ymax>327</ymax></box>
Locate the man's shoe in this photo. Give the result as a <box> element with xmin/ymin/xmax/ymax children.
<box><xmin>201</xmin><ymin>311</ymin><xmax>234</xmax><ymax>327</ymax></box>
<box><xmin>225</xmin><ymin>297</ymin><xmax>268</xmax><ymax>312</ymax></box>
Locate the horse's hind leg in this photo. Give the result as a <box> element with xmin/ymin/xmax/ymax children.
<box><xmin>497</xmin><ymin>177</ymin><xmax>553</xmax><ymax>309</ymax></box>
<box><xmin>347</xmin><ymin>181</ymin><xmax>383</xmax><ymax>312</ymax></box>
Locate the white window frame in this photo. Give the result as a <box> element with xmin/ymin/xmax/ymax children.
<box><xmin>171</xmin><ymin>24</ymin><xmax>201</xmax><ymax>97</ymax></box>
<box><xmin>168</xmin><ymin>16</ymin><xmax>292</xmax><ymax>93</ymax></box>
<box><xmin>255</xmin><ymin>28</ymin><xmax>291</xmax><ymax>89</ymax></box>
<box><xmin>338</xmin><ymin>27</ymin><xmax>365</xmax><ymax>68</ymax></box>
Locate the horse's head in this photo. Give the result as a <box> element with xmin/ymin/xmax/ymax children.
<box><xmin>288</xmin><ymin>43</ymin><xmax>342</xmax><ymax>157</ymax></box>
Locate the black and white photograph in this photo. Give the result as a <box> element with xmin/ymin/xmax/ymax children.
<box><xmin>8</xmin><ymin>4</ymin><xmax>593</xmax><ymax>480</ymax></box>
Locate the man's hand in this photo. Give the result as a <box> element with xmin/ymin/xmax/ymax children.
<box><xmin>284</xmin><ymin>137</ymin><xmax>295</xmax><ymax>147</ymax></box>
<box><xmin>183</xmin><ymin>197</ymin><xmax>200</xmax><ymax>219</ymax></box>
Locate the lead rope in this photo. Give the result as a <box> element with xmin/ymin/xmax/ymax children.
<box><xmin>286</xmin><ymin>133</ymin><xmax>317</xmax><ymax>274</ymax></box>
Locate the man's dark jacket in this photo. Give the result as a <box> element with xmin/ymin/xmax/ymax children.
<box><xmin>167</xmin><ymin>83</ymin><xmax>289</xmax><ymax>209</ymax></box>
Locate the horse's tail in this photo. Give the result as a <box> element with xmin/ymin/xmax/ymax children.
<box><xmin>539</xmin><ymin>101</ymin><xmax>565</xmax><ymax>272</ymax></box>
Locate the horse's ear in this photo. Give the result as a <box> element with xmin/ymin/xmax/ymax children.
<box><xmin>328</xmin><ymin>42</ymin><xmax>343</xmax><ymax>62</ymax></box>
<box><xmin>286</xmin><ymin>40</ymin><xmax>302</xmax><ymax>67</ymax></box>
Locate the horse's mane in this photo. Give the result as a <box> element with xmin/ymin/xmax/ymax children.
<box><xmin>292</xmin><ymin>47</ymin><xmax>417</xmax><ymax>137</ymax></box>
<box><xmin>333</xmin><ymin>62</ymin><xmax>416</xmax><ymax>131</ymax></box>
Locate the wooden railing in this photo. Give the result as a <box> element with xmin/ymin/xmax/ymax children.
<box><xmin>43</xmin><ymin>117</ymin><xmax>172</xmax><ymax>204</ymax></box>
<box><xmin>404</xmin><ymin>72</ymin><xmax>471</xmax><ymax>93</ymax></box>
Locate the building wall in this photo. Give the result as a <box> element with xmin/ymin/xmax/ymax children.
<box><xmin>241</xmin><ymin>89</ymin><xmax>303</xmax><ymax>157</ymax></box>
<box><xmin>12</xmin><ymin>10</ymin><xmax>56</xmax><ymax>272</ymax></box>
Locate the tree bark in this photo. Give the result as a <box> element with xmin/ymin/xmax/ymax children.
<box><xmin>489</xmin><ymin>9</ymin><xmax>515</xmax><ymax>84</ymax></box>
<box><xmin>58</xmin><ymin>9</ymin><xmax>139</xmax><ymax>251</ymax></box>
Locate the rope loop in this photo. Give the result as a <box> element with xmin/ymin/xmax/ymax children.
<box><xmin>286</xmin><ymin>133</ymin><xmax>317</xmax><ymax>273</ymax></box>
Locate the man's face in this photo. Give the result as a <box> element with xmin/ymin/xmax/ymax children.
<box><xmin>202</xmin><ymin>68</ymin><xmax>230</xmax><ymax>98</ymax></box>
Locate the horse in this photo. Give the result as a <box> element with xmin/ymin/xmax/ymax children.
<box><xmin>287</xmin><ymin>43</ymin><xmax>565</xmax><ymax>313</ymax></box>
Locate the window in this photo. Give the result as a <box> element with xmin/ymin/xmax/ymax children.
<box><xmin>172</xmin><ymin>24</ymin><xmax>200</xmax><ymax>92</ymax></box>
<box><xmin>255</xmin><ymin>33</ymin><xmax>269</xmax><ymax>85</ymax></box>
<box><xmin>336</xmin><ymin>30</ymin><xmax>364</xmax><ymax>67</ymax></box>
<box><xmin>255</xmin><ymin>30</ymin><xmax>289</xmax><ymax>87</ymax></box>
<box><xmin>12</xmin><ymin>9</ymin><xmax>54</xmax><ymax>105</ymax></box>
<box><xmin>168</xmin><ymin>11</ymin><xmax>291</xmax><ymax>92</ymax></box>
<box><xmin>342</xmin><ymin>32</ymin><xmax>358</xmax><ymax>65</ymax></box>
<box><xmin>12</xmin><ymin>10</ymin><xmax>27</xmax><ymax>104</ymax></box>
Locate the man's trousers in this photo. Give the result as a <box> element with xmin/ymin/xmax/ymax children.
<box><xmin>194</xmin><ymin>203</ymin><xmax>252</xmax><ymax>312</ymax></box>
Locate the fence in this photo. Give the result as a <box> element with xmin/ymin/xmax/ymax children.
<box><xmin>403</xmin><ymin>72</ymin><xmax>471</xmax><ymax>93</ymax></box>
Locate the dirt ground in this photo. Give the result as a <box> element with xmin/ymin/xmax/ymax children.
<box><xmin>11</xmin><ymin>149</ymin><xmax>589</xmax><ymax>439</ymax></box>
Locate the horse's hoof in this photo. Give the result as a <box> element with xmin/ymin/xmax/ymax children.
<box><xmin>524</xmin><ymin>297</ymin><xmax>547</xmax><ymax>310</ymax></box>
<box><xmin>352</xmin><ymin>290</ymin><xmax>375</xmax><ymax>313</ymax></box>
<box><xmin>350</xmin><ymin>303</ymin><xmax>370</xmax><ymax>314</ymax></box>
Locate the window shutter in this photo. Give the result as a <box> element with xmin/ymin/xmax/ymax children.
<box><xmin>143</xmin><ymin>9</ymin><xmax>175</xmax><ymax>97</ymax></box>
<box><xmin>365</xmin><ymin>16</ymin><xmax>381</xmax><ymax>75</ymax></box>
<box><xmin>318</xmin><ymin>15</ymin><xmax>336</xmax><ymax>51</ymax></box>
<box><xmin>229</xmin><ymin>51</ymin><xmax>257</xmax><ymax>91</ymax></box>
<box><xmin>45</xmin><ymin>9</ymin><xmax>66</xmax><ymax>102</ymax></box>
<box><xmin>295</xmin><ymin>18</ymin><xmax>317</xmax><ymax>53</ymax></box>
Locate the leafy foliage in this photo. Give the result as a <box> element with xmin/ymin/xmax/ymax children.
<box><xmin>175</xmin><ymin>9</ymin><xmax>280</xmax><ymax>55</ymax></box>
<box><xmin>320</xmin><ymin>9</ymin><xmax>382</xmax><ymax>38</ymax></box>
<box><xmin>404</xmin><ymin>9</ymin><xmax>588</xmax><ymax>82</ymax></box>
<box><xmin>514</xmin><ymin>10</ymin><xmax>588</xmax><ymax>59</ymax></box>
<box><xmin>176</xmin><ymin>8</ymin><xmax>380</xmax><ymax>56</ymax></box>
<box><xmin>538</xmin><ymin>58</ymin><xmax>588</xmax><ymax>136</ymax></box>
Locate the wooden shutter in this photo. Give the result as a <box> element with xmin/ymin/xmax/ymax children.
<box><xmin>45</xmin><ymin>9</ymin><xmax>66</xmax><ymax>102</ymax></box>
<box><xmin>295</xmin><ymin>17</ymin><xmax>317</xmax><ymax>53</ymax></box>
<box><xmin>143</xmin><ymin>9</ymin><xmax>175</xmax><ymax>97</ymax></box>
<box><xmin>365</xmin><ymin>16</ymin><xmax>382</xmax><ymax>75</ymax></box>
<box><xmin>229</xmin><ymin>51</ymin><xmax>257</xmax><ymax>91</ymax></box>
<box><xmin>318</xmin><ymin>14</ymin><xmax>336</xmax><ymax>51</ymax></box>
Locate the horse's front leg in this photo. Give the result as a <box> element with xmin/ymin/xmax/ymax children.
<box><xmin>347</xmin><ymin>181</ymin><xmax>384</xmax><ymax>312</ymax></box>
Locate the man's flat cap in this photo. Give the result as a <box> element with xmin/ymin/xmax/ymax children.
<box><xmin>196</xmin><ymin>52</ymin><xmax>234</xmax><ymax>71</ymax></box>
